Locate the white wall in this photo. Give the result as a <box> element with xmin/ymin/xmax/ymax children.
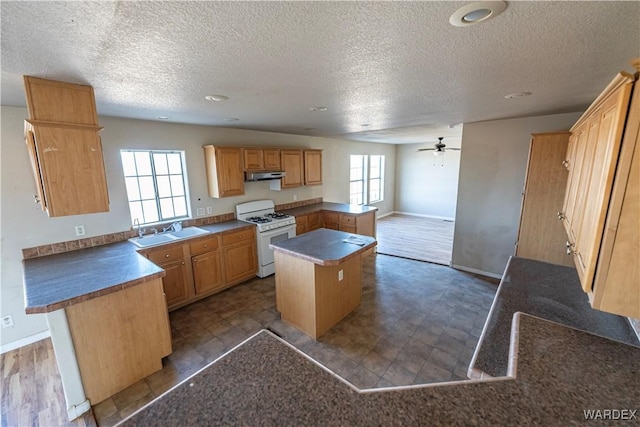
<box><xmin>451</xmin><ymin>112</ymin><xmax>583</xmax><ymax>277</ymax></box>
<box><xmin>0</xmin><ymin>106</ymin><xmax>395</xmax><ymax>348</ymax></box>
<box><xmin>395</xmin><ymin>142</ymin><xmax>460</xmax><ymax>219</ymax></box>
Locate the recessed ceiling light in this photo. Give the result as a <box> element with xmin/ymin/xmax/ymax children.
<box><xmin>450</xmin><ymin>1</ymin><xmax>507</xmax><ymax>27</ymax></box>
<box><xmin>224</xmin><ymin>117</ymin><xmax>239</xmax><ymax>122</ymax></box>
<box><xmin>205</xmin><ymin>95</ymin><xmax>229</xmax><ymax>102</ymax></box>
<box><xmin>504</xmin><ymin>92</ymin><xmax>532</xmax><ymax>99</ymax></box>
<box><xmin>157</xmin><ymin>116</ymin><xmax>169</xmax><ymax>120</ymax></box>
<box><xmin>360</xmin><ymin>124</ymin><xmax>371</xmax><ymax>127</ymax></box>
<box><xmin>309</xmin><ymin>107</ymin><xmax>328</xmax><ymax>112</ymax></box>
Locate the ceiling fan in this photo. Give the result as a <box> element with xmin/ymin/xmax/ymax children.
<box><xmin>417</xmin><ymin>137</ymin><xmax>461</xmax><ymax>156</ymax></box>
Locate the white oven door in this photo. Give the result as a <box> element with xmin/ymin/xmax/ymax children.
<box><xmin>259</xmin><ymin>225</ymin><xmax>296</xmax><ymax>267</ymax></box>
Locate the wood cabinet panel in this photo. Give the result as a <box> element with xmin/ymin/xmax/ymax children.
<box><xmin>243</xmin><ymin>149</ymin><xmax>264</xmax><ymax>170</ymax></box>
<box><xmin>296</xmin><ymin>214</ymin><xmax>309</xmax><ymax>235</ymax></box>
<box><xmin>308</xmin><ymin>212</ymin><xmax>321</xmax><ymax>231</ymax></box>
<box><xmin>203</xmin><ymin>146</ymin><xmax>245</xmax><ymax>198</ymax></box>
<box><xmin>25</xmin><ymin>122</ymin><xmax>109</xmax><ymax>216</ymax></box>
<box><xmin>65</xmin><ymin>278</ymin><xmax>171</xmax><ymax>404</ymax></box>
<box><xmin>192</xmin><ymin>250</ymin><xmax>224</xmax><ymax>295</ymax></box>
<box><xmin>222</xmin><ymin>241</ymin><xmax>257</xmax><ymax>285</ymax></box>
<box><xmin>304</xmin><ymin>150</ymin><xmax>322</xmax><ymax>185</ymax></box>
<box><xmin>264</xmin><ymin>149</ymin><xmax>281</xmax><ymax>170</ymax></box>
<box><xmin>281</xmin><ymin>149</ymin><xmax>304</xmax><ymax>188</ymax></box>
<box><xmin>189</xmin><ymin>236</ymin><xmax>219</xmax><ymax>255</ymax></box>
<box><xmin>221</xmin><ymin>228</ymin><xmax>255</xmax><ymax>246</ymax></box>
<box><xmin>24</xmin><ymin>76</ymin><xmax>98</xmax><ymax>126</ymax></box>
<box><xmin>516</xmin><ymin>132</ymin><xmax>573</xmax><ymax>267</ymax></box>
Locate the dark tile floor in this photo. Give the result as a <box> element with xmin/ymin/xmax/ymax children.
<box><xmin>93</xmin><ymin>254</ymin><xmax>498</xmax><ymax>426</ymax></box>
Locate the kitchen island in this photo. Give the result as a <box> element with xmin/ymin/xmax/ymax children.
<box><xmin>270</xmin><ymin>228</ymin><xmax>376</xmax><ymax>339</ymax></box>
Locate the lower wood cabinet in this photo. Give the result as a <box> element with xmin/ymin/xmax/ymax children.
<box><xmin>296</xmin><ymin>210</ymin><xmax>376</xmax><ymax>238</ymax></box>
<box><xmin>142</xmin><ymin>226</ymin><xmax>257</xmax><ymax>310</ymax></box>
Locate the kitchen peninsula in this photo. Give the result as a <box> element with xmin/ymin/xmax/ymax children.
<box><xmin>270</xmin><ymin>228</ymin><xmax>376</xmax><ymax>339</ymax></box>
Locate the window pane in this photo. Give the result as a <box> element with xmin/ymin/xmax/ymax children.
<box><xmin>157</xmin><ymin>175</ymin><xmax>172</xmax><ymax>198</ymax></box>
<box><xmin>134</xmin><ymin>152</ymin><xmax>152</xmax><ymax>175</ymax></box>
<box><xmin>170</xmin><ymin>175</ymin><xmax>185</xmax><ymax>196</ymax></box>
<box><xmin>142</xmin><ymin>200</ymin><xmax>159</xmax><ymax>223</ymax></box>
<box><xmin>173</xmin><ymin>196</ymin><xmax>187</xmax><ymax>217</ymax></box>
<box><xmin>139</xmin><ymin>176</ymin><xmax>156</xmax><ymax>199</ymax></box>
<box><xmin>124</xmin><ymin>177</ymin><xmax>141</xmax><ymax>202</ymax></box>
<box><xmin>167</xmin><ymin>153</ymin><xmax>183</xmax><ymax>175</ymax></box>
<box><xmin>153</xmin><ymin>153</ymin><xmax>169</xmax><ymax>175</ymax></box>
<box><xmin>129</xmin><ymin>201</ymin><xmax>143</xmax><ymax>224</ymax></box>
<box><xmin>159</xmin><ymin>197</ymin><xmax>175</xmax><ymax>219</ymax></box>
<box><xmin>121</xmin><ymin>152</ymin><xmax>137</xmax><ymax>176</ymax></box>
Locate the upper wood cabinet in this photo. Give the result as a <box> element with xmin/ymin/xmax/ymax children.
<box><xmin>243</xmin><ymin>148</ymin><xmax>281</xmax><ymax>171</ymax></box>
<box><xmin>516</xmin><ymin>132</ymin><xmax>573</xmax><ymax>267</ymax></box>
<box><xmin>561</xmin><ymin>58</ymin><xmax>640</xmax><ymax>317</ymax></box>
<box><xmin>281</xmin><ymin>149</ymin><xmax>304</xmax><ymax>188</ymax></box>
<box><xmin>304</xmin><ymin>150</ymin><xmax>323</xmax><ymax>185</ymax></box>
<box><xmin>23</xmin><ymin>76</ymin><xmax>109</xmax><ymax>217</ymax></box>
<box><xmin>203</xmin><ymin>146</ymin><xmax>245</xmax><ymax>198</ymax></box>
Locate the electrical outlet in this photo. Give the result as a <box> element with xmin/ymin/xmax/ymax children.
<box><xmin>2</xmin><ymin>315</ymin><xmax>14</xmax><ymax>328</ymax></box>
<box><xmin>75</xmin><ymin>225</ymin><xmax>85</xmax><ymax>236</ymax></box>
<box><xmin>338</xmin><ymin>269</ymin><xmax>343</xmax><ymax>281</ymax></box>
<box><xmin>293</xmin><ymin>194</ymin><xmax>297</xmax><ymax>201</ymax></box>
<box><xmin>196</xmin><ymin>208</ymin><xmax>205</xmax><ymax>216</ymax></box>
<box><xmin>206</xmin><ymin>207</ymin><xmax>213</xmax><ymax>215</ymax></box>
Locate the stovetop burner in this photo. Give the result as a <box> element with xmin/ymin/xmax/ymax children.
<box><xmin>266</xmin><ymin>212</ymin><xmax>290</xmax><ymax>219</ymax></box>
<box><xmin>246</xmin><ymin>216</ymin><xmax>272</xmax><ymax>224</ymax></box>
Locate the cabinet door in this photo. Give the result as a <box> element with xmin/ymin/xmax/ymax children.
<box><xmin>296</xmin><ymin>214</ymin><xmax>309</xmax><ymax>235</ymax></box>
<box><xmin>32</xmin><ymin>125</ymin><xmax>109</xmax><ymax>216</ymax></box>
<box><xmin>192</xmin><ymin>250</ymin><xmax>224</xmax><ymax>295</ymax></box>
<box><xmin>281</xmin><ymin>150</ymin><xmax>303</xmax><ymax>188</ymax></box>
<box><xmin>264</xmin><ymin>149</ymin><xmax>281</xmax><ymax>170</ymax></box>
<box><xmin>304</xmin><ymin>150</ymin><xmax>322</xmax><ymax>185</ymax></box>
<box><xmin>308</xmin><ymin>212</ymin><xmax>321</xmax><ymax>231</ymax></box>
<box><xmin>162</xmin><ymin>259</ymin><xmax>190</xmax><ymax>308</ymax></box>
<box><xmin>243</xmin><ymin>149</ymin><xmax>264</xmax><ymax>170</ymax></box>
<box><xmin>204</xmin><ymin>146</ymin><xmax>245</xmax><ymax>198</ymax></box>
<box><xmin>25</xmin><ymin>130</ymin><xmax>47</xmax><ymax>211</ymax></box>
<box><xmin>515</xmin><ymin>133</ymin><xmax>572</xmax><ymax>267</ymax></box>
<box><xmin>223</xmin><ymin>241</ymin><xmax>257</xmax><ymax>285</ymax></box>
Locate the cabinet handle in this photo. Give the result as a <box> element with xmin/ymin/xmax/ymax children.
<box><xmin>181</xmin><ymin>261</ymin><xmax>185</xmax><ymax>265</ymax></box>
<box><xmin>204</xmin><ymin>244</ymin><xmax>208</xmax><ymax>248</ymax></box>
<box><xmin>557</xmin><ymin>212</ymin><xmax>566</xmax><ymax>220</ymax></box>
<box><xmin>562</xmin><ymin>160</ymin><xmax>569</xmax><ymax>167</ymax></box>
<box><xmin>238</xmin><ymin>235</ymin><xmax>242</xmax><ymax>239</ymax></box>
<box><xmin>34</xmin><ymin>194</ymin><xmax>41</xmax><ymax>204</ymax></box>
<box><xmin>165</xmin><ymin>254</ymin><xmax>170</xmax><ymax>258</ymax></box>
<box><xmin>567</xmin><ymin>247</ymin><xmax>576</xmax><ymax>255</ymax></box>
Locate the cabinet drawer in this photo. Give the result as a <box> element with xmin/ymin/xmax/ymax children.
<box><xmin>190</xmin><ymin>237</ymin><xmax>219</xmax><ymax>255</ymax></box>
<box><xmin>341</xmin><ymin>225</ymin><xmax>357</xmax><ymax>234</ymax></box>
<box><xmin>147</xmin><ymin>245</ymin><xmax>184</xmax><ymax>265</ymax></box>
<box><xmin>222</xmin><ymin>228</ymin><xmax>255</xmax><ymax>246</ymax></box>
<box><xmin>340</xmin><ymin>214</ymin><xmax>356</xmax><ymax>226</ymax></box>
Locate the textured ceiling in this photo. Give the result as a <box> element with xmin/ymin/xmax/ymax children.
<box><xmin>1</xmin><ymin>1</ymin><xmax>639</xmax><ymax>145</ymax></box>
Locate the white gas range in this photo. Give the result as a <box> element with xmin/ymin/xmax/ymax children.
<box><xmin>235</xmin><ymin>200</ymin><xmax>296</xmax><ymax>277</ymax></box>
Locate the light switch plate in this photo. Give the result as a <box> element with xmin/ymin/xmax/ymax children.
<box><xmin>75</xmin><ymin>225</ymin><xmax>85</xmax><ymax>236</ymax></box>
<box><xmin>196</xmin><ymin>208</ymin><xmax>205</xmax><ymax>216</ymax></box>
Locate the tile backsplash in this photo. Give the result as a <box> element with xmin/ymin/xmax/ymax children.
<box><xmin>22</xmin><ymin>197</ymin><xmax>323</xmax><ymax>259</ymax></box>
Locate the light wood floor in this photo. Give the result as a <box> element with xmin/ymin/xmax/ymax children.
<box><xmin>376</xmin><ymin>214</ymin><xmax>454</xmax><ymax>265</ymax></box>
<box><xmin>1</xmin><ymin>338</ymin><xmax>96</xmax><ymax>427</ymax></box>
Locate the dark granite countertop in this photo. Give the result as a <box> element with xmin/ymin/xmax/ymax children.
<box><xmin>282</xmin><ymin>201</ymin><xmax>378</xmax><ymax>217</ymax></box>
<box><xmin>470</xmin><ymin>256</ymin><xmax>639</xmax><ymax>378</ymax></box>
<box><xmin>270</xmin><ymin>228</ymin><xmax>376</xmax><ymax>266</ymax></box>
<box><xmin>119</xmin><ymin>313</ymin><xmax>640</xmax><ymax>426</ymax></box>
<box><xmin>23</xmin><ymin>221</ymin><xmax>254</xmax><ymax>314</ymax></box>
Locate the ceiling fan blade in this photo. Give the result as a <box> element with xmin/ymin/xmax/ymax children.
<box><xmin>447</xmin><ymin>148</ymin><xmax>461</xmax><ymax>151</ymax></box>
<box><xmin>417</xmin><ymin>148</ymin><xmax>436</xmax><ymax>151</ymax></box>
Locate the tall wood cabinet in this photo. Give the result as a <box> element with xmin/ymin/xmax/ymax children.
<box><xmin>515</xmin><ymin>132</ymin><xmax>573</xmax><ymax>267</ymax></box>
<box><xmin>23</xmin><ymin>76</ymin><xmax>109</xmax><ymax>216</ymax></box>
<box><xmin>561</xmin><ymin>58</ymin><xmax>640</xmax><ymax>317</ymax></box>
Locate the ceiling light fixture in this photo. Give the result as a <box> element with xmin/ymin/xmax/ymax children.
<box><xmin>449</xmin><ymin>1</ymin><xmax>507</xmax><ymax>27</ymax></box>
<box><xmin>504</xmin><ymin>92</ymin><xmax>532</xmax><ymax>99</ymax></box>
<box><xmin>205</xmin><ymin>95</ymin><xmax>229</xmax><ymax>102</ymax></box>
<box><xmin>309</xmin><ymin>107</ymin><xmax>328</xmax><ymax>112</ymax></box>
<box><xmin>157</xmin><ymin>116</ymin><xmax>169</xmax><ymax>120</ymax></box>
<box><xmin>224</xmin><ymin>117</ymin><xmax>239</xmax><ymax>122</ymax></box>
<box><xmin>360</xmin><ymin>124</ymin><xmax>371</xmax><ymax>127</ymax></box>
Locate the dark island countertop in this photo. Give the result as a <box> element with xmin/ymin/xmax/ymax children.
<box><xmin>118</xmin><ymin>313</ymin><xmax>640</xmax><ymax>426</ymax></box>
<box><xmin>23</xmin><ymin>221</ymin><xmax>254</xmax><ymax>314</ymax></box>
<box><xmin>281</xmin><ymin>201</ymin><xmax>378</xmax><ymax>217</ymax></box>
<box><xmin>470</xmin><ymin>256</ymin><xmax>639</xmax><ymax>378</ymax></box>
<box><xmin>269</xmin><ymin>228</ymin><xmax>376</xmax><ymax>266</ymax></box>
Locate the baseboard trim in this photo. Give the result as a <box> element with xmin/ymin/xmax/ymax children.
<box><xmin>451</xmin><ymin>264</ymin><xmax>502</xmax><ymax>280</ymax></box>
<box><xmin>390</xmin><ymin>211</ymin><xmax>456</xmax><ymax>222</ymax></box>
<box><xmin>1</xmin><ymin>330</ymin><xmax>51</xmax><ymax>354</ymax></box>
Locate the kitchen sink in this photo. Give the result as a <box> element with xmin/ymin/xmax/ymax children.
<box><xmin>128</xmin><ymin>226</ymin><xmax>209</xmax><ymax>248</ymax></box>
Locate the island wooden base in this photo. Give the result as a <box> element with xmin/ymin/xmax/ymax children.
<box><xmin>65</xmin><ymin>278</ymin><xmax>172</xmax><ymax>404</ymax></box>
<box><xmin>275</xmin><ymin>251</ymin><xmax>361</xmax><ymax>339</ymax></box>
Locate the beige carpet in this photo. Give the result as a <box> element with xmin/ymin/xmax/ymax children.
<box><xmin>376</xmin><ymin>213</ymin><xmax>454</xmax><ymax>265</ymax></box>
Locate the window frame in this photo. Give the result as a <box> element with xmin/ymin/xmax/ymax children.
<box><xmin>120</xmin><ymin>149</ymin><xmax>191</xmax><ymax>226</ymax></box>
<box><xmin>349</xmin><ymin>154</ymin><xmax>385</xmax><ymax>206</ymax></box>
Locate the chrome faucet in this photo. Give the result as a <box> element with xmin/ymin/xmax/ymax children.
<box><xmin>163</xmin><ymin>221</ymin><xmax>183</xmax><ymax>233</ymax></box>
<box><xmin>133</xmin><ymin>218</ymin><xmax>145</xmax><ymax>238</ymax></box>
